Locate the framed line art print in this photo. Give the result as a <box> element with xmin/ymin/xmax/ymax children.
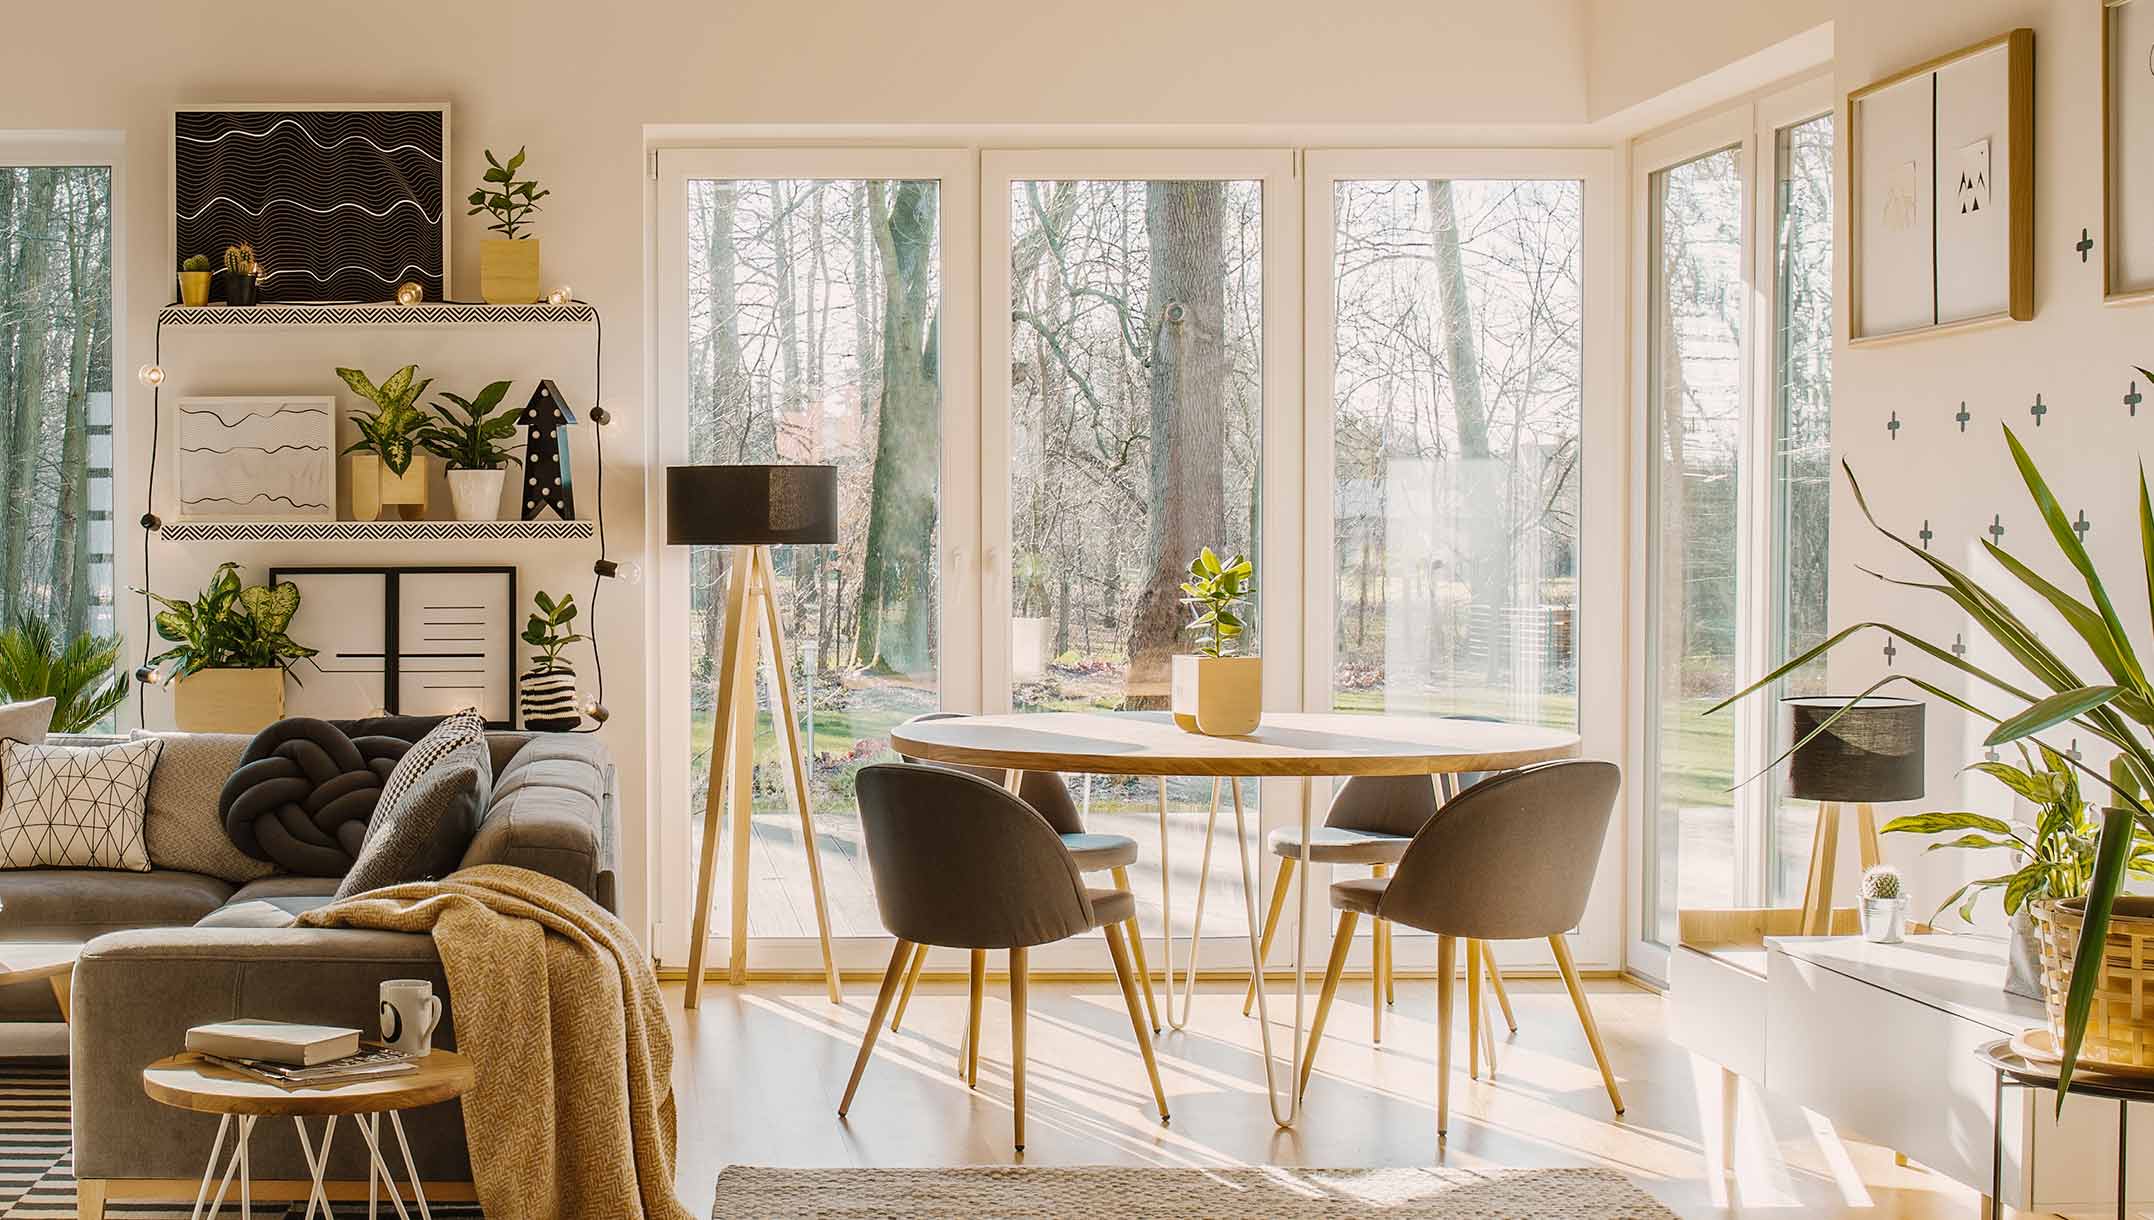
<box><xmin>1848</xmin><ymin>28</ymin><xmax>2033</xmax><ymax>343</ymax></box>
<box><xmin>2107</xmin><ymin>0</ymin><xmax>2154</xmax><ymax>303</ymax></box>
<box><xmin>272</xmin><ymin>566</ymin><xmax>517</xmax><ymax>727</ymax></box>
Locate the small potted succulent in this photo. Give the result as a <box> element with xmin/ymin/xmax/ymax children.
<box><xmin>1859</xmin><ymin>865</ymin><xmax>1909</xmax><ymax>944</ymax></box>
<box><xmin>520</xmin><ymin>589</ymin><xmax>585</xmax><ymax>731</ymax></box>
<box><xmin>421</xmin><ymin>380</ymin><xmax>520</xmax><ymax>521</ymax></box>
<box><xmin>222</xmin><ymin>243</ymin><xmax>261</xmax><ymax>306</ymax></box>
<box><xmin>469</xmin><ymin>146</ymin><xmax>549</xmax><ymax>305</ymax></box>
<box><xmin>177</xmin><ymin>254</ymin><xmax>213</xmax><ymax>307</ymax></box>
<box><xmin>136</xmin><ymin>562</ymin><xmax>316</xmax><ymax>733</ymax></box>
<box><xmin>1170</xmin><ymin>547</ymin><xmax>1260</xmax><ymax>736</ymax></box>
<box><xmin>337</xmin><ymin>364</ymin><xmax>434</xmax><ymax>520</ymax></box>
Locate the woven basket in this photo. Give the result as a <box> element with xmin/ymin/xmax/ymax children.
<box><xmin>2033</xmin><ymin>895</ymin><xmax>2154</xmax><ymax>1072</ymax></box>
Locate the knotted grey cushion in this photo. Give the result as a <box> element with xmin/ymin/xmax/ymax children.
<box><xmin>219</xmin><ymin>718</ymin><xmax>414</xmax><ymax>876</ymax></box>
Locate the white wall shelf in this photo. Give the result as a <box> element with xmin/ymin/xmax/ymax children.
<box><xmin>158</xmin><ymin>520</ymin><xmax>595</xmax><ymax>543</ymax></box>
<box><xmin>156</xmin><ymin>302</ymin><xmax>597</xmax><ymax>327</ymax></box>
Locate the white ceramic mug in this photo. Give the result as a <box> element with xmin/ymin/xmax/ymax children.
<box><xmin>379</xmin><ymin>979</ymin><xmax>443</xmax><ymax>1056</ymax></box>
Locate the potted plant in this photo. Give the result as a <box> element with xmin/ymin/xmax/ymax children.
<box><xmin>177</xmin><ymin>254</ymin><xmax>212</xmax><ymax>307</ymax></box>
<box><xmin>0</xmin><ymin>617</ymin><xmax>129</xmax><ymax>732</ymax></box>
<box><xmin>520</xmin><ymin>589</ymin><xmax>585</xmax><ymax>731</ymax></box>
<box><xmin>136</xmin><ymin>562</ymin><xmax>315</xmax><ymax>733</ymax></box>
<box><xmin>1714</xmin><ymin>422</ymin><xmax>2154</xmax><ymax>1091</ymax></box>
<box><xmin>420</xmin><ymin>379</ymin><xmax>519</xmax><ymax>521</ymax></box>
<box><xmin>222</xmin><ymin>243</ymin><xmax>261</xmax><ymax>306</ymax></box>
<box><xmin>1858</xmin><ymin>865</ymin><xmax>1909</xmax><ymax>944</ymax></box>
<box><xmin>1170</xmin><ymin>547</ymin><xmax>1260</xmax><ymax>736</ymax></box>
<box><xmin>337</xmin><ymin>364</ymin><xmax>434</xmax><ymax>520</ymax></box>
<box><xmin>468</xmin><ymin>146</ymin><xmax>549</xmax><ymax>305</ymax></box>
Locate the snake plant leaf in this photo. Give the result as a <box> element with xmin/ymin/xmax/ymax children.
<box><xmin>2057</xmin><ymin>807</ymin><xmax>2139</xmax><ymax>1104</ymax></box>
<box><xmin>1984</xmin><ymin>685</ymin><xmax>2125</xmax><ymax>748</ymax></box>
<box><xmin>2140</xmin><ymin>458</ymin><xmax>2154</xmax><ymax>633</ymax></box>
<box><xmin>1881</xmin><ymin>810</ymin><xmax>2019</xmax><ymax>838</ymax></box>
<box><xmin>2005</xmin><ymin>426</ymin><xmax>2149</xmax><ymax>696</ymax></box>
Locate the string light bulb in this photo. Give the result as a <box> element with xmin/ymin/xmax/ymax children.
<box><xmin>395</xmin><ymin>281</ymin><xmax>424</xmax><ymax>306</ymax></box>
<box><xmin>593</xmin><ymin>558</ymin><xmax>641</xmax><ymax>584</ymax></box>
<box><xmin>137</xmin><ymin>364</ymin><xmax>165</xmax><ymax>387</ymax></box>
<box><xmin>139</xmin><ymin>512</ymin><xmax>162</xmax><ymax>531</ymax></box>
<box><xmin>134</xmin><ymin>664</ymin><xmax>165</xmax><ymax>687</ymax></box>
<box><xmin>579</xmin><ymin>695</ymin><xmax>611</xmax><ymax>725</ymax></box>
<box><xmin>588</xmin><ymin>405</ymin><xmax>612</xmax><ymax>426</ymax></box>
<box><xmin>547</xmin><ymin>285</ymin><xmax>574</xmax><ymax>306</ymax></box>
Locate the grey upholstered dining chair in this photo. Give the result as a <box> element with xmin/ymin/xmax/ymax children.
<box><xmin>1294</xmin><ymin>758</ymin><xmax>1625</xmax><ymax>1140</ymax></box>
<box><xmin>890</xmin><ymin>712</ymin><xmax>1161</xmax><ymax>1042</ymax></box>
<box><xmin>839</xmin><ymin>763</ymin><xmax>1170</xmax><ymax>1151</ymax></box>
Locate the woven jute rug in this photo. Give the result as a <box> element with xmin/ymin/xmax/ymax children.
<box><xmin>712</xmin><ymin>1165</ymin><xmax>1678</xmax><ymax>1218</ymax></box>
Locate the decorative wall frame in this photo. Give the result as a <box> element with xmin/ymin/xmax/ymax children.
<box><xmin>1848</xmin><ymin>29</ymin><xmax>2034</xmax><ymax>343</ymax></box>
<box><xmin>174</xmin><ymin>396</ymin><xmax>335</xmax><ymax>521</ymax></box>
<box><xmin>2106</xmin><ymin>0</ymin><xmax>2154</xmax><ymax>304</ymax></box>
<box><xmin>272</xmin><ymin>566</ymin><xmax>517</xmax><ymax>728</ymax></box>
<box><xmin>172</xmin><ymin>103</ymin><xmax>450</xmax><ymax>305</ymax></box>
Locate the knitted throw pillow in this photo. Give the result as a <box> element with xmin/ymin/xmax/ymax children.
<box><xmin>336</xmin><ymin>709</ymin><xmax>491</xmax><ymax>898</ymax></box>
<box><xmin>0</xmin><ymin>737</ymin><xmax>162</xmax><ymax>871</ymax></box>
<box><xmin>218</xmin><ymin>718</ymin><xmax>415</xmax><ymax>877</ymax></box>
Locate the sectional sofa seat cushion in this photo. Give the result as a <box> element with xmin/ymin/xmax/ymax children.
<box><xmin>0</xmin><ymin>737</ymin><xmax>161</xmax><ymax>871</ymax></box>
<box><xmin>0</xmin><ymin>867</ymin><xmax>232</xmax><ymax>940</ymax></box>
<box><xmin>337</xmin><ymin>711</ymin><xmax>491</xmax><ymax>898</ymax></box>
<box><xmin>130</xmin><ymin>730</ymin><xmax>275</xmax><ymax>883</ymax></box>
<box><xmin>219</xmin><ymin>718</ymin><xmax>414</xmax><ymax>876</ymax></box>
<box><xmin>197</xmin><ymin>875</ymin><xmax>341</xmax><ymax>929</ymax></box>
<box><xmin>0</xmin><ymin>697</ymin><xmax>53</xmax><ymax>748</ymax></box>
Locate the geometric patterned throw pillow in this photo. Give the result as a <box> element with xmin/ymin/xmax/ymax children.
<box><xmin>335</xmin><ymin>709</ymin><xmax>490</xmax><ymax>898</ymax></box>
<box><xmin>0</xmin><ymin>737</ymin><xmax>162</xmax><ymax>871</ymax></box>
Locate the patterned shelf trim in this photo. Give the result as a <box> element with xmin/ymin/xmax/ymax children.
<box><xmin>157</xmin><ymin>302</ymin><xmax>597</xmax><ymax>327</ymax></box>
<box><xmin>160</xmin><ymin>519</ymin><xmax>595</xmax><ymax>542</ymax></box>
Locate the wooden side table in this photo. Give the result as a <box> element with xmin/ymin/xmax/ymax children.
<box><xmin>0</xmin><ymin>941</ymin><xmax>82</xmax><ymax>1021</ymax></box>
<box><xmin>141</xmin><ymin>1049</ymin><xmax>473</xmax><ymax>1220</ymax></box>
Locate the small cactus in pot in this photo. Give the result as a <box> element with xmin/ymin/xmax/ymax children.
<box><xmin>178</xmin><ymin>254</ymin><xmax>213</xmax><ymax>307</ymax></box>
<box><xmin>222</xmin><ymin>243</ymin><xmax>261</xmax><ymax>305</ymax></box>
<box><xmin>1860</xmin><ymin>864</ymin><xmax>1909</xmax><ymax>943</ymax></box>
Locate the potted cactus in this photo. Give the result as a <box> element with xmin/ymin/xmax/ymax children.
<box><xmin>1860</xmin><ymin>865</ymin><xmax>1909</xmax><ymax>944</ymax></box>
<box><xmin>469</xmin><ymin>146</ymin><xmax>549</xmax><ymax>305</ymax></box>
<box><xmin>1170</xmin><ymin>548</ymin><xmax>1261</xmax><ymax>736</ymax></box>
<box><xmin>337</xmin><ymin>364</ymin><xmax>435</xmax><ymax>520</ymax></box>
<box><xmin>420</xmin><ymin>379</ymin><xmax>520</xmax><ymax>521</ymax></box>
<box><xmin>222</xmin><ymin>243</ymin><xmax>261</xmax><ymax>306</ymax></box>
<box><xmin>177</xmin><ymin>254</ymin><xmax>212</xmax><ymax>307</ymax></box>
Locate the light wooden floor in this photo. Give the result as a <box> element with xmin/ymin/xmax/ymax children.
<box><xmin>667</xmin><ymin>971</ymin><xmax>1989</xmax><ymax>1218</ymax></box>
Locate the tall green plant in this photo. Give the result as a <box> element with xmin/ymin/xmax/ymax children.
<box><xmin>0</xmin><ymin>618</ymin><xmax>128</xmax><ymax>732</ymax></box>
<box><xmin>1712</xmin><ymin>424</ymin><xmax>2154</xmax><ymax>1099</ymax></box>
<box><xmin>337</xmin><ymin>364</ymin><xmax>433</xmax><ymax>475</ymax></box>
<box><xmin>136</xmin><ymin>562</ymin><xmax>317</xmax><ymax>680</ymax></box>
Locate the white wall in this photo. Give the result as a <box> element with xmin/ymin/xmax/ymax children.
<box><xmin>0</xmin><ymin>0</ymin><xmax>1598</xmax><ymax>949</ymax></box>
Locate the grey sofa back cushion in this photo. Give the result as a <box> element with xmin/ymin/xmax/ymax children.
<box><xmin>461</xmin><ymin>732</ymin><xmax>610</xmax><ymax>901</ymax></box>
<box><xmin>131</xmin><ymin>731</ymin><xmax>277</xmax><ymax>883</ymax></box>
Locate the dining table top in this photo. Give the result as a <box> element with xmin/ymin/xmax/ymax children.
<box><xmin>887</xmin><ymin>710</ymin><xmax>1581</xmax><ymax>778</ymax></box>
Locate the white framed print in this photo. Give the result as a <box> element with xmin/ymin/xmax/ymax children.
<box><xmin>2106</xmin><ymin>0</ymin><xmax>2154</xmax><ymax>303</ymax></box>
<box><xmin>173</xmin><ymin>395</ymin><xmax>335</xmax><ymax>520</ymax></box>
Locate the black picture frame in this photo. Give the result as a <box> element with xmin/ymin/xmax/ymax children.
<box><xmin>271</xmin><ymin>565</ymin><xmax>517</xmax><ymax>729</ymax></box>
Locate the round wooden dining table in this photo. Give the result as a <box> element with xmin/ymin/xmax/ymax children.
<box><xmin>888</xmin><ymin>710</ymin><xmax>1582</xmax><ymax>1127</ymax></box>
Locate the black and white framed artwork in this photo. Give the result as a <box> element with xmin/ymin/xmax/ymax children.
<box><xmin>173</xmin><ymin>104</ymin><xmax>450</xmax><ymax>304</ymax></box>
<box><xmin>272</xmin><ymin>566</ymin><xmax>516</xmax><ymax>727</ymax></box>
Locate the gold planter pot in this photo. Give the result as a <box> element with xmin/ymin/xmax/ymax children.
<box><xmin>177</xmin><ymin>271</ymin><xmax>212</xmax><ymax>307</ymax></box>
<box><xmin>479</xmin><ymin>237</ymin><xmax>541</xmax><ymax>305</ymax></box>
<box><xmin>1170</xmin><ymin>653</ymin><xmax>1262</xmax><ymax>736</ymax></box>
<box><xmin>172</xmin><ymin>667</ymin><xmax>285</xmax><ymax>734</ymax></box>
<box><xmin>348</xmin><ymin>453</ymin><xmax>432</xmax><ymax>521</ymax></box>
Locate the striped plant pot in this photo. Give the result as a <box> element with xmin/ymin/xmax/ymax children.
<box><xmin>520</xmin><ymin>664</ymin><xmax>581</xmax><ymax>732</ymax></box>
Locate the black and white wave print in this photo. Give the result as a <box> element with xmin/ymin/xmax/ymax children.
<box><xmin>176</xmin><ymin>109</ymin><xmax>445</xmax><ymax>304</ymax></box>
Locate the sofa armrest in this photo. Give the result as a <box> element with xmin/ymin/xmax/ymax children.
<box><xmin>463</xmin><ymin>735</ymin><xmax>618</xmax><ymax>911</ymax></box>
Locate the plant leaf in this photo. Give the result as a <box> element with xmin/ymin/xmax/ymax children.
<box><xmin>2005</xmin><ymin>425</ymin><xmax>2149</xmax><ymax>696</ymax></box>
<box><xmin>1986</xmin><ymin>686</ymin><xmax>2125</xmax><ymax>747</ymax></box>
<box><xmin>1881</xmin><ymin>810</ymin><xmax>2019</xmax><ymax>837</ymax></box>
<box><xmin>2057</xmin><ymin>807</ymin><xmax>2139</xmax><ymax>1102</ymax></box>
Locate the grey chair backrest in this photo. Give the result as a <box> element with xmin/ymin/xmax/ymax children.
<box><xmin>1319</xmin><ymin>714</ymin><xmax>1514</xmax><ymax>836</ymax></box>
<box><xmin>855</xmin><ymin>762</ymin><xmax>1099</xmax><ymax>950</ymax></box>
<box><xmin>896</xmin><ymin>712</ymin><xmax>1086</xmax><ymax>835</ymax></box>
<box><xmin>1380</xmin><ymin>759</ymin><xmax>1621</xmax><ymax>941</ymax></box>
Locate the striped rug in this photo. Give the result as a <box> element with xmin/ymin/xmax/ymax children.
<box><xmin>0</xmin><ymin>1059</ymin><xmax>484</xmax><ymax>1218</ymax></box>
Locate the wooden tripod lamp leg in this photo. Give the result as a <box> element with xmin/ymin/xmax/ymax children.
<box><xmin>685</xmin><ymin>545</ymin><xmax>755</xmax><ymax>1010</ymax></box>
<box><xmin>753</xmin><ymin>546</ymin><xmax>843</xmax><ymax>1003</ymax></box>
<box><xmin>725</xmin><ymin>581</ymin><xmax>759</xmax><ymax>987</ymax></box>
<box><xmin>1799</xmin><ymin>801</ymin><xmax>1843</xmax><ymax>937</ymax></box>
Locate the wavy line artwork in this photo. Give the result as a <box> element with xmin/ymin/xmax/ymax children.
<box><xmin>175</xmin><ymin>397</ymin><xmax>336</xmax><ymax>522</ymax></box>
<box><xmin>175</xmin><ymin>108</ymin><xmax>446</xmax><ymax>303</ymax></box>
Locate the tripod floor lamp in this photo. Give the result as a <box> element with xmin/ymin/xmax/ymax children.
<box><xmin>1783</xmin><ymin>694</ymin><xmax>1925</xmax><ymax>935</ymax></box>
<box><xmin>670</xmin><ymin>464</ymin><xmax>843</xmax><ymax>1009</ymax></box>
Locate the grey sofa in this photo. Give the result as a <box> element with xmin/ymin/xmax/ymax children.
<box><xmin>0</xmin><ymin>726</ymin><xmax>617</xmax><ymax>1213</ymax></box>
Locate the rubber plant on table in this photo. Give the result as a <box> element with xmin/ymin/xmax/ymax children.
<box><xmin>1711</xmin><ymin>424</ymin><xmax>2154</xmax><ymax>1100</ymax></box>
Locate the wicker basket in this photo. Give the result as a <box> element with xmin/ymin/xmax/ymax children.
<box><xmin>2033</xmin><ymin>895</ymin><xmax>2154</xmax><ymax>1072</ymax></box>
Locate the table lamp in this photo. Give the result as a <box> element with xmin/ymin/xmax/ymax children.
<box><xmin>669</xmin><ymin>465</ymin><xmax>842</xmax><ymax>1009</ymax></box>
<box><xmin>1783</xmin><ymin>695</ymin><xmax>1925</xmax><ymax>935</ymax></box>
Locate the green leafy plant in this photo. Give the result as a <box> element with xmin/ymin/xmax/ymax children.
<box><xmin>1885</xmin><ymin>743</ymin><xmax>2154</xmax><ymax>923</ymax></box>
<box><xmin>0</xmin><ymin>618</ymin><xmax>128</xmax><ymax>733</ymax></box>
<box><xmin>222</xmin><ymin>243</ymin><xmax>259</xmax><ymax>277</ymax></box>
<box><xmin>1178</xmin><ymin>547</ymin><xmax>1254</xmax><ymax>658</ymax></box>
<box><xmin>336</xmin><ymin>364</ymin><xmax>434</xmax><ymax>475</ymax></box>
<box><xmin>181</xmin><ymin>254</ymin><xmax>210</xmax><ymax>273</ymax></box>
<box><xmin>1860</xmin><ymin>863</ymin><xmax>1905</xmax><ymax>902</ymax></box>
<box><xmin>136</xmin><ymin>562</ymin><xmax>317</xmax><ymax>681</ymax></box>
<box><xmin>420</xmin><ymin>380</ymin><xmax>521</xmax><ymax>470</ymax></box>
<box><xmin>467</xmin><ymin>146</ymin><xmax>549</xmax><ymax>240</ymax></box>
<box><xmin>522</xmin><ymin>590</ymin><xmax>585</xmax><ymax>673</ymax></box>
<box><xmin>1712</xmin><ymin>422</ymin><xmax>2154</xmax><ymax>1098</ymax></box>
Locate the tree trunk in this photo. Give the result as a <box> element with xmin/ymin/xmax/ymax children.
<box><xmin>4</xmin><ymin>172</ymin><xmax>60</xmax><ymax>625</ymax></box>
<box><xmin>51</xmin><ymin>182</ymin><xmax>97</xmax><ymax>635</ymax></box>
<box><xmin>1124</xmin><ymin>181</ymin><xmax>1226</xmax><ymax>709</ymax></box>
<box><xmin>855</xmin><ymin>181</ymin><xmax>939</xmax><ymax>675</ymax></box>
<box><xmin>1428</xmin><ymin>179</ymin><xmax>1508</xmax><ymax>683</ymax></box>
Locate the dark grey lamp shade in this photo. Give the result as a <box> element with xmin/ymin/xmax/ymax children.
<box><xmin>1784</xmin><ymin>696</ymin><xmax>1925</xmax><ymax>802</ymax></box>
<box><xmin>666</xmin><ymin>465</ymin><xmax>838</xmax><ymax>546</ymax></box>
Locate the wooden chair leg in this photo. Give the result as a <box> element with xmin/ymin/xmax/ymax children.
<box><xmin>965</xmin><ymin>949</ymin><xmax>986</xmax><ymax>1087</ymax></box>
<box><xmin>1436</xmin><ymin>934</ymin><xmax>1456</xmax><ymax>1140</ymax></box>
<box><xmin>1243</xmin><ymin>857</ymin><xmax>1294</xmax><ymax>1016</ymax></box>
<box><xmin>1297</xmin><ymin>911</ymin><xmax>1360</xmax><ymax>1100</ymax></box>
<box><xmin>1010</xmin><ymin>946</ymin><xmax>1029</xmax><ymax>1152</ymax></box>
<box><xmin>888</xmin><ymin>943</ymin><xmax>928</xmax><ymax>1032</ymax></box>
<box><xmin>1105</xmin><ymin>924</ymin><xmax>1170</xmax><ymax>1122</ymax></box>
<box><xmin>1467</xmin><ymin>939</ymin><xmax>1484</xmax><ymax>1081</ymax></box>
<box><xmin>1111</xmin><ymin>866</ymin><xmax>1161</xmax><ymax>1032</ymax></box>
<box><xmin>1381</xmin><ymin>912</ymin><xmax>1395</xmax><ymax>1007</ymax></box>
<box><xmin>1551</xmin><ymin>934</ymin><xmax>1624</xmax><ymax>1116</ymax></box>
<box><xmin>1484</xmin><ymin>945</ymin><xmax>1518</xmax><ymax>1032</ymax></box>
<box><xmin>1370</xmin><ymin>864</ymin><xmax>1389</xmax><ymax>1044</ymax></box>
<box><xmin>839</xmin><ymin>940</ymin><xmax>914</xmax><ymax>1116</ymax></box>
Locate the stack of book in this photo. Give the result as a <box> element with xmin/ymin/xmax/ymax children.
<box><xmin>185</xmin><ymin>1019</ymin><xmax>419</xmax><ymax>1089</ymax></box>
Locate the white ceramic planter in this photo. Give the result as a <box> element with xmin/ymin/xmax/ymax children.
<box><xmin>1170</xmin><ymin>653</ymin><xmax>1262</xmax><ymax>736</ymax></box>
<box><xmin>447</xmin><ymin>467</ymin><xmax>508</xmax><ymax>521</ymax></box>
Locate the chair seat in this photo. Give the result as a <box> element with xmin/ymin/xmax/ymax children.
<box><xmin>1063</xmin><ymin>832</ymin><xmax>1139</xmax><ymax>872</ymax></box>
<box><xmin>1267</xmin><ymin>825</ymin><xmax>1410</xmax><ymax>865</ymax></box>
<box><xmin>1330</xmin><ymin>876</ymin><xmax>1390</xmax><ymax>917</ymax></box>
<box><xmin>1086</xmin><ymin>887</ymin><xmax>1136</xmax><ymax>927</ymax></box>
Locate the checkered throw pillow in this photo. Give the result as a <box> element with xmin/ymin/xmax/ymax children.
<box><xmin>336</xmin><ymin>709</ymin><xmax>491</xmax><ymax>897</ymax></box>
<box><xmin>0</xmin><ymin>737</ymin><xmax>163</xmax><ymax>871</ymax></box>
